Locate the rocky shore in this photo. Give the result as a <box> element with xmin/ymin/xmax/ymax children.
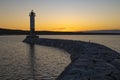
<box><xmin>23</xmin><ymin>37</ymin><xmax>120</xmax><ymax>80</ymax></box>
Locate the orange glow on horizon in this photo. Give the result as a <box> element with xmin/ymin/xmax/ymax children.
<box><xmin>1</xmin><ymin>11</ymin><xmax>120</xmax><ymax>32</ymax></box>
<box><xmin>0</xmin><ymin>0</ymin><xmax>120</xmax><ymax>32</ymax></box>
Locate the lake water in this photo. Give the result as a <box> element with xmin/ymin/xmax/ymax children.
<box><xmin>0</xmin><ymin>35</ymin><xmax>120</xmax><ymax>80</ymax></box>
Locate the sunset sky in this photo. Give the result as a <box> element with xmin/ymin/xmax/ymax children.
<box><xmin>0</xmin><ymin>0</ymin><xmax>120</xmax><ymax>32</ymax></box>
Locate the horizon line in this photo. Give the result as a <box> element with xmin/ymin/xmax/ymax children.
<box><xmin>0</xmin><ymin>28</ymin><xmax>120</xmax><ymax>32</ymax></box>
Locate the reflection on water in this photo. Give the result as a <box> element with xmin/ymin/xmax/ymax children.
<box><xmin>27</xmin><ymin>44</ymin><xmax>70</xmax><ymax>79</ymax></box>
<box><xmin>0</xmin><ymin>36</ymin><xmax>70</xmax><ymax>80</ymax></box>
<box><xmin>29</xmin><ymin>44</ymin><xmax>35</xmax><ymax>79</ymax></box>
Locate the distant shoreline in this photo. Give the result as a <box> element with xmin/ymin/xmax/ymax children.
<box><xmin>0</xmin><ymin>28</ymin><xmax>120</xmax><ymax>35</ymax></box>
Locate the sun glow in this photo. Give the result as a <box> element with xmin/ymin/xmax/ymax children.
<box><xmin>0</xmin><ymin>0</ymin><xmax>120</xmax><ymax>32</ymax></box>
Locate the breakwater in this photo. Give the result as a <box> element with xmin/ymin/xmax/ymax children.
<box><xmin>23</xmin><ymin>37</ymin><xmax>120</xmax><ymax>80</ymax></box>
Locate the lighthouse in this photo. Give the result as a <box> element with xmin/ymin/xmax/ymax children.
<box><xmin>29</xmin><ymin>10</ymin><xmax>35</xmax><ymax>36</ymax></box>
<box><xmin>27</xmin><ymin>10</ymin><xmax>39</xmax><ymax>38</ymax></box>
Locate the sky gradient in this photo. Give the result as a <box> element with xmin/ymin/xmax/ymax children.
<box><xmin>0</xmin><ymin>0</ymin><xmax>120</xmax><ymax>31</ymax></box>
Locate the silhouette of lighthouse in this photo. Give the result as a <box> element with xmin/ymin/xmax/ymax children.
<box><xmin>27</xmin><ymin>10</ymin><xmax>39</xmax><ymax>38</ymax></box>
<box><xmin>29</xmin><ymin>10</ymin><xmax>35</xmax><ymax>36</ymax></box>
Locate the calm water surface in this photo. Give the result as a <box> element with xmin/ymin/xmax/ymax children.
<box><xmin>0</xmin><ymin>36</ymin><xmax>70</xmax><ymax>80</ymax></box>
<box><xmin>0</xmin><ymin>35</ymin><xmax>120</xmax><ymax>80</ymax></box>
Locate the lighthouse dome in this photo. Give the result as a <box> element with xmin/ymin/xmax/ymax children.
<box><xmin>29</xmin><ymin>10</ymin><xmax>35</xmax><ymax>16</ymax></box>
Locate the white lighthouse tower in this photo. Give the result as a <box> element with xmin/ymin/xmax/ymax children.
<box><xmin>27</xmin><ymin>10</ymin><xmax>39</xmax><ymax>38</ymax></box>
